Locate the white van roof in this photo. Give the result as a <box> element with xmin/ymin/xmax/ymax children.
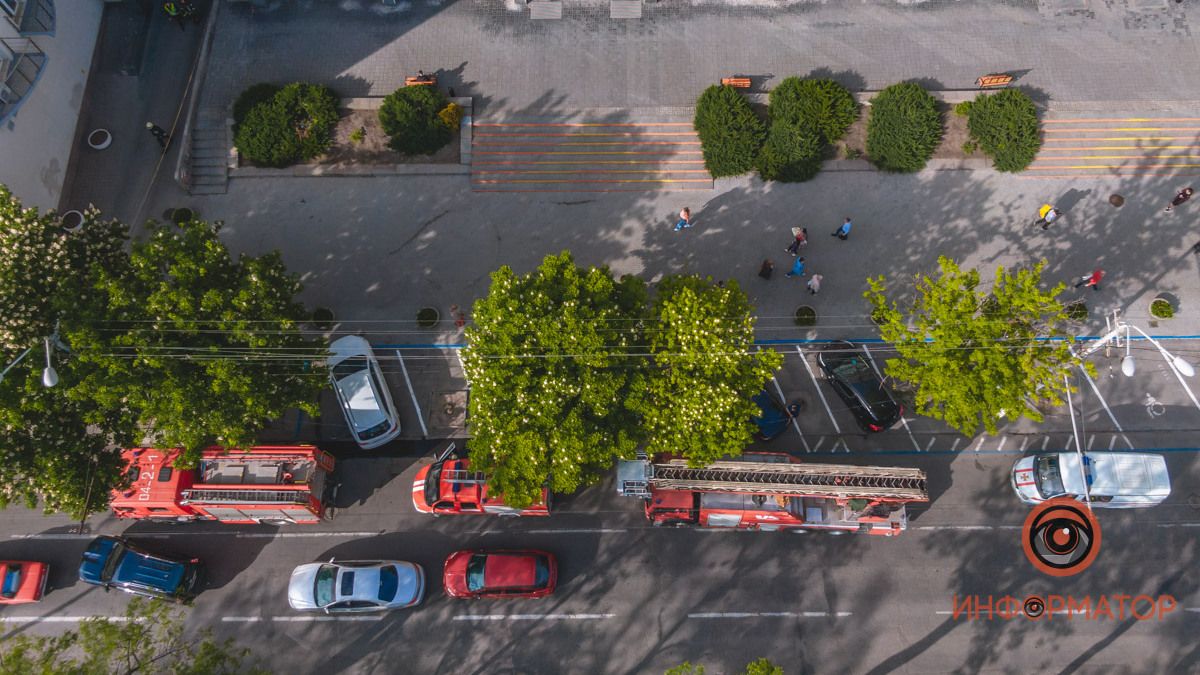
<box><xmin>1060</xmin><ymin>452</ymin><xmax>1171</xmax><ymax>498</ymax></box>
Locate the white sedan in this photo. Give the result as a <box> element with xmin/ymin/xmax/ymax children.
<box><xmin>288</xmin><ymin>560</ymin><xmax>425</xmax><ymax>613</ymax></box>
<box><xmin>328</xmin><ymin>335</ymin><xmax>401</xmax><ymax>449</ymax></box>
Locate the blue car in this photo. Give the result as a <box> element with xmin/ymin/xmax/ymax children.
<box><xmin>752</xmin><ymin>390</ymin><xmax>801</xmax><ymax>441</ymax></box>
<box><xmin>79</xmin><ymin>536</ymin><xmax>204</xmax><ymax>603</ymax></box>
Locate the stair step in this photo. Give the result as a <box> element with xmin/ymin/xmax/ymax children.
<box><xmin>192</xmin><ymin>145</ymin><xmax>227</xmax><ymax>158</ymax></box>
<box><xmin>193</xmin><ymin>175</ymin><xmax>227</xmax><ymax>186</ymax></box>
<box><xmin>190</xmin><ymin>185</ymin><xmax>228</xmax><ymax>195</ymax></box>
<box><xmin>191</xmin><ymin>156</ymin><xmax>227</xmax><ymax>168</ymax></box>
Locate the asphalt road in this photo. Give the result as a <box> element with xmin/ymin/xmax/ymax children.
<box><xmin>2</xmin><ymin>443</ymin><xmax>1198</xmax><ymax>674</ymax></box>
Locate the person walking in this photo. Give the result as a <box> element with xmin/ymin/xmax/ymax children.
<box><xmin>1036</xmin><ymin>204</ymin><xmax>1061</xmax><ymax>229</ymax></box>
<box><xmin>1166</xmin><ymin>187</ymin><xmax>1194</xmax><ymax>212</ymax></box>
<box><xmin>162</xmin><ymin>2</ymin><xmax>186</xmax><ymax>31</ymax></box>
<box><xmin>831</xmin><ymin>218</ymin><xmax>851</xmax><ymax>240</ymax></box>
<box><xmin>806</xmin><ymin>274</ymin><xmax>823</xmax><ymax>295</ymax></box>
<box><xmin>146</xmin><ymin>122</ymin><xmax>171</xmax><ymax>149</ymax></box>
<box><xmin>785</xmin><ymin>227</ymin><xmax>808</xmax><ymax>255</ymax></box>
<box><xmin>1073</xmin><ymin>268</ymin><xmax>1104</xmax><ymax>291</ymax></box>
<box><xmin>758</xmin><ymin>259</ymin><xmax>775</xmax><ymax>280</ymax></box>
<box><xmin>784</xmin><ymin>257</ymin><xmax>806</xmax><ymax>278</ymax></box>
<box><xmin>179</xmin><ymin>0</ymin><xmax>202</xmax><ymax>23</ymax></box>
<box><xmin>674</xmin><ymin>207</ymin><xmax>693</xmax><ymax>231</ymax></box>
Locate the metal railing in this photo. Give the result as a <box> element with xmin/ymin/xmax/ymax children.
<box><xmin>0</xmin><ymin>37</ymin><xmax>46</xmax><ymax>123</ymax></box>
<box><xmin>8</xmin><ymin>0</ymin><xmax>54</xmax><ymax>35</ymax></box>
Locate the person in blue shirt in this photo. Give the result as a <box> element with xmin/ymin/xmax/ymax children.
<box><xmin>831</xmin><ymin>217</ymin><xmax>851</xmax><ymax>240</ymax></box>
<box><xmin>784</xmin><ymin>257</ymin><xmax>806</xmax><ymax>278</ymax></box>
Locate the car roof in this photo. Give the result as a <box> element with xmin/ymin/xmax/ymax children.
<box><xmin>1061</xmin><ymin>452</ymin><xmax>1171</xmax><ymax>497</ymax></box>
<box><xmin>334</xmin><ymin>368</ymin><xmax>387</xmax><ymax>431</ymax></box>
<box><xmin>482</xmin><ymin>553</ymin><xmax>539</xmax><ymax>589</ymax></box>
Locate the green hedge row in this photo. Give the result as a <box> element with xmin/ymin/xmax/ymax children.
<box><xmin>233</xmin><ymin>83</ymin><xmax>340</xmax><ymax>168</ymax></box>
<box><xmin>758</xmin><ymin>77</ymin><xmax>857</xmax><ymax>183</ymax></box>
<box><xmin>694</xmin><ymin>85</ymin><xmax>767</xmax><ymax>177</ymax></box>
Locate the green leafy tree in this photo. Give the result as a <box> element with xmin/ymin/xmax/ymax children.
<box><xmin>865</xmin><ymin>82</ymin><xmax>942</xmax><ymax>172</ymax></box>
<box><xmin>66</xmin><ymin>218</ymin><xmax>323</xmax><ymax>466</ymax></box>
<box><xmin>463</xmin><ymin>252</ymin><xmax>647</xmax><ymax>507</ymax></box>
<box><xmin>631</xmin><ymin>276</ymin><xmax>782</xmax><ymax>466</ymax></box>
<box><xmin>966</xmin><ymin>89</ymin><xmax>1042</xmax><ymax>172</ymax></box>
<box><xmin>378</xmin><ymin>86</ymin><xmax>454</xmax><ymax>155</ymax></box>
<box><xmin>0</xmin><ymin>597</ymin><xmax>267</xmax><ymax>674</ymax></box>
<box><xmin>0</xmin><ymin>189</ymin><xmax>133</xmax><ymax>519</ymax></box>
<box><xmin>233</xmin><ymin>82</ymin><xmax>339</xmax><ymax>167</ymax></box>
<box><xmin>865</xmin><ymin>257</ymin><xmax>1084</xmax><ymax>436</ymax></box>
<box><xmin>694</xmin><ymin>85</ymin><xmax>767</xmax><ymax>177</ymax></box>
<box><xmin>768</xmin><ymin>77</ymin><xmax>857</xmax><ymax>144</ymax></box>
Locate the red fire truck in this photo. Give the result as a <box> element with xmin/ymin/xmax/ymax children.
<box><xmin>411</xmin><ymin>444</ymin><xmax>550</xmax><ymax>516</ymax></box>
<box><xmin>616</xmin><ymin>454</ymin><xmax>928</xmax><ymax>535</ymax></box>
<box><xmin>110</xmin><ymin>446</ymin><xmax>337</xmax><ymax>525</ymax></box>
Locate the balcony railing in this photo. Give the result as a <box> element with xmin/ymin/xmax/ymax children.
<box><xmin>0</xmin><ymin>37</ymin><xmax>47</xmax><ymax>124</ymax></box>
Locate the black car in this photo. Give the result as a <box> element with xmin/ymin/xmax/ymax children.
<box><xmin>816</xmin><ymin>341</ymin><xmax>903</xmax><ymax>432</ymax></box>
<box><xmin>79</xmin><ymin>536</ymin><xmax>204</xmax><ymax>603</ymax></box>
<box><xmin>751</xmin><ymin>390</ymin><xmax>802</xmax><ymax>441</ymax></box>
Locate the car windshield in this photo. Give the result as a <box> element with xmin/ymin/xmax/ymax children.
<box><xmin>534</xmin><ymin>558</ymin><xmax>550</xmax><ymax>587</ymax></box>
<box><xmin>101</xmin><ymin>542</ymin><xmax>125</xmax><ymax>582</ymax></box>
<box><xmin>1</xmin><ymin>566</ymin><xmax>20</xmax><ymax>598</ymax></box>
<box><xmin>466</xmin><ymin>555</ymin><xmax>487</xmax><ymax>592</ymax></box>
<box><xmin>314</xmin><ymin>565</ymin><xmax>337</xmax><ymax>607</ymax></box>
<box><xmin>378</xmin><ymin>566</ymin><xmax>398</xmax><ymax>602</ymax></box>
<box><xmin>424</xmin><ymin>462</ymin><xmax>443</xmax><ymax>505</ymax></box>
<box><xmin>332</xmin><ymin>356</ymin><xmax>368</xmax><ymax>381</ymax></box>
<box><xmin>1037</xmin><ymin>456</ymin><xmax>1065</xmax><ymax>498</ymax></box>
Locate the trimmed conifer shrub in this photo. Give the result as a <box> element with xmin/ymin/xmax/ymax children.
<box><xmin>757</xmin><ymin>120</ymin><xmax>823</xmax><ymax>183</ymax></box>
<box><xmin>966</xmin><ymin>89</ymin><xmax>1042</xmax><ymax>172</ymax></box>
<box><xmin>768</xmin><ymin>77</ymin><xmax>858</xmax><ymax>144</ymax></box>
<box><xmin>379</xmin><ymin>86</ymin><xmax>454</xmax><ymax>156</ymax></box>
<box><xmin>865</xmin><ymin>82</ymin><xmax>942</xmax><ymax>173</ymax></box>
<box><xmin>233</xmin><ymin>83</ymin><xmax>339</xmax><ymax>168</ymax></box>
<box><xmin>694</xmin><ymin>85</ymin><xmax>767</xmax><ymax>177</ymax></box>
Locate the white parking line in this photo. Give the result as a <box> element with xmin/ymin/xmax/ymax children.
<box><xmin>520</xmin><ymin>529</ymin><xmax>627</xmax><ymax>534</ymax></box>
<box><xmin>395</xmin><ymin>349</ymin><xmax>428</xmax><ymax>439</ymax></box>
<box><xmin>222</xmin><ymin>617</ymin><xmax>264</xmax><ymax>622</ymax></box>
<box><xmin>949</xmin><ymin>438</ymin><xmax>962</xmax><ymax>452</ymax></box>
<box><xmin>971</xmin><ymin>436</ymin><xmax>986</xmax><ymax>452</ymax></box>
<box><xmin>1040</xmin><ymin>436</ymin><xmax>1050</xmax><ymax>450</ymax></box>
<box><xmin>452</xmin><ymin>614</ymin><xmax>615</xmax><ymax>621</ymax></box>
<box><xmin>924</xmin><ymin>438</ymin><xmax>936</xmax><ymax>452</ymax></box>
<box><xmin>271</xmin><ymin>616</ymin><xmax>383</xmax><ymax>622</ymax></box>
<box><xmin>8</xmin><ymin>533</ymin><xmax>95</xmax><ymax>540</ymax></box>
<box><xmin>687</xmin><ymin>611</ymin><xmax>851</xmax><ymax>619</ymax></box>
<box><xmin>1077</xmin><ymin>364</ymin><xmax>1134</xmax><ymax>449</ymax></box>
<box><xmin>1018</xmin><ymin>437</ymin><xmax>1029</xmax><ymax>452</ymax></box>
<box><xmin>996</xmin><ymin>436</ymin><xmax>1007</xmax><ymax>453</ymax></box>
<box><xmin>796</xmin><ymin>346</ymin><xmax>840</xmax><ymax>434</ymax></box>
<box><xmin>862</xmin><ymin>344</ymin><xmax>920</xmax><ymax>451</ymax></box>
<box><xmin>767</xmin><ymin>370</ymin><xmax>810</xmax><ymax>452</ymax></box>
<box><xmin>811</xmin><ymin>437</ymin><xmax>826</xmax><ymax>453</ymax></box>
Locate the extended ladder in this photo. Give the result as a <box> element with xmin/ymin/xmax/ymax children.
<box><xmin>620</xmin><ymin>459</ymin><xmax>928</xmax><ymax>502</ymax></box>
<box><xmin>181</xmin><ymin>489</ymin><xmax>308</xmax><ymax>504</ymax></box>
<box><xmin>442</xmin><ymin>470</ymin><xmax>488</xmax><ymax>484</ymax></box>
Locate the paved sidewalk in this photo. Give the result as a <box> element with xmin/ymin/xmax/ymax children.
<box><xmin>163</xmin><ymin>166</ymin><xmax>1200</xmax><ymax>345</ymax></box>
<box><xmin>199</xmin><ymin>0</ymin><xmax>1200</xmax><ymax>117</ymax></box>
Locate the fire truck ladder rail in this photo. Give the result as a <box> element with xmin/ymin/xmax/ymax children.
<box><xmin>650</xmin><ymin>461</ymin><xmax>929</xmax><ymax>501</ymax></box>
<box><xmin>180</xmin><ymin>489</ymin><xmax>308</xmax><ymax>505</ymax></box>
<box><xmin>442</xmin><ymin>470</ymin><xmax>489</xmax><ymax>484</ymax></box>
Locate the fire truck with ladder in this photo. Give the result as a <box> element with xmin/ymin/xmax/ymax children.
<box><xmin>616</xmin><ymin>453</ymin><xmax>928</xmax><ymax>535</ymax></box>
<box><xmin>411</xmin><ymin>443</ymin><xmax>550</xmax><ymax>516</ymax></box>
<box><xmin>110</xmin><ymin>446</ymin><xmax>337</xmax><ymax>525</ymax></box>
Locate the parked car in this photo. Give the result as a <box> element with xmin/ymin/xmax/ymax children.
<box><xmin>443</xmin><ymin>550</ymin><xmax>557</xmax><ymax>599</ymax></box>
<box><xmin>78</xmin><ymin>536</ymin><xmax>204</xmax><ymax>603</ymax></box>
<box><xmin>1011</xmin><ymin>452</ymin><xmax>1171</xmax><ymax>508</ymax></box>
<box><xmin>816</xmin><ymin>341</ymin><xmax>903</xmax><ymax>432</ymax></box>
<box><xmin>751</xmin><ymin>389</ymin><xmax>801</xmax><ymax>441</ymax></box>
<box><xmin>328</xmin><ymin>335</ymin><xmax>401</xmax><ymax>449</ymax></box>
<box><xmin>288</xmin><ymin>560</ymin><xmax>425</xmax><ymax>612</ymax></box>
<box><xmin>0</xmin><ymin>561</ymin><xmax>49</xmax><ymax>604</ymax></box>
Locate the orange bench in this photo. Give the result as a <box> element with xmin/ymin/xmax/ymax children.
<box><xmin>405</xmin><ymin>75</ymin><xmax>437</xmax><ymax>87</ymax></box>
<box><xmin>975</xmin><ymin>73</ymin><xmax>1013</xmax><ymax>89</ymax></box>
<box><xmin>721</xmin><ymin>77</ymin><xmax>751</xmax><ymax>89</ymax></box>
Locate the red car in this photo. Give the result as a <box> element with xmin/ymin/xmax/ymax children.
<box><xmin>0</xmin><ymin>561</ymin><xmax>49</xmax><ymax>605</ymax></box>
<box><xmin>443</xmin><ymin>550</ymin><xmax>557</xmax><ymax>599</ymax></box>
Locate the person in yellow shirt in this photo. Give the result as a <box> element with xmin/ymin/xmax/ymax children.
<box><xmin>1036</xmin><ymin>203</ymin><xmax>1060</xmax><ymax>229</ymax></box>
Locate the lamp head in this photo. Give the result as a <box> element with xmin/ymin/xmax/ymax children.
<box><xmin>1121</xmin><ymin>355</ymin><xmax>1136</xmax><ymax>377</ymax></box>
